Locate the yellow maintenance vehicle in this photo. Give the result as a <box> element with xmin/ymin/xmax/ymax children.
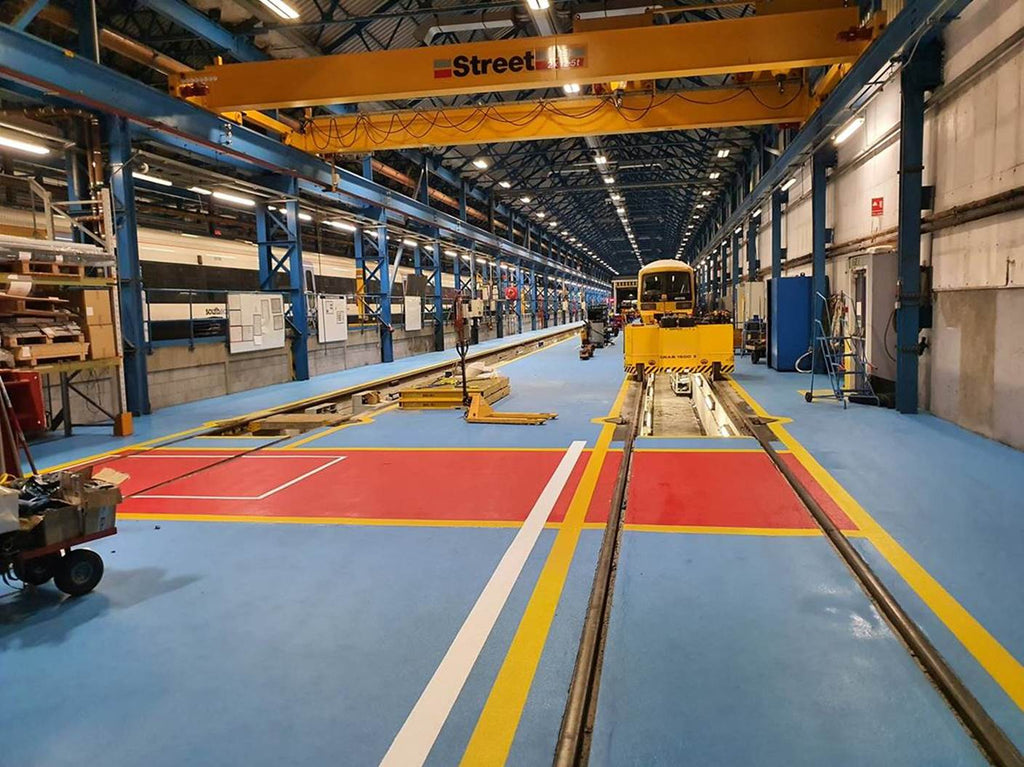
<box><xmin>623</xmin><ymin>259</ymin><xmax>734</xmax><ymax>379</ymax></box>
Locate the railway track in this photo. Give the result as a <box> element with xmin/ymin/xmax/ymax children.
<box><xmin>555</xmin><ymin>372</ymin><xmax>1024</xmax><ymax>767</ymax></box>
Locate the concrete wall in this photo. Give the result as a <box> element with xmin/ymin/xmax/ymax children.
<box><xmin>737</xmin><ymin>0</ymin><xmax>1024</xmax><ymax>449</ymax></box>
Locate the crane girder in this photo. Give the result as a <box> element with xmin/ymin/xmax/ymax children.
<box><xmin>169</xmin><ymin>7</ymin><xmax>871</xmax><ymax>111</ymax></box>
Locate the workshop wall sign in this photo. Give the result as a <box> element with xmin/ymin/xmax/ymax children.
<box><xmin>434</xmin><ymin>45</ymin><xmax>588</xmax><ymax>78</ymax></box>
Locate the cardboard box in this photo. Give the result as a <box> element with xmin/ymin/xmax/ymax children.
<box><xmin>86</xmin><ymin>323</ymin><xmax>117</xmax><ymax>360</ymax></box>
<box><xmin>41</xmin><ymin>505</ymin><xmax>82</xmax><ymax>545</ymax></box>
<box><xmin>72</xmin><ymin>289</ymin><xmax>113</xmax><ymax>326</ymax></box>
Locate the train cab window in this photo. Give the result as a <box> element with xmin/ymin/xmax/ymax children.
<box><xmin>641</xmin><ymin>272</ymin><xmax>693</xmax><ymax>303</ymax></box>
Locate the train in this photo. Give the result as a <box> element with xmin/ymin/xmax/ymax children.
<box><xmin>623</xmin><ymin>259</ymin><xmax>734</xmax><ymax>378</ymax></box>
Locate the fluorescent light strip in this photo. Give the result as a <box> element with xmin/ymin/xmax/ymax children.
<box><xmin>259</xmin><ymin>0</ymin><xmax>300</xmax><ymax>20</ymax></box>
<box><xmin>0</xmin><ymin>135</ymin><xmax>50</xmax><ymax>155</ymax></box>
<box><xmin>833</xmin><ymin>116</ymin><xmax>865</xmax><ymax>145</ymax></box>
<box><xmin>212</xmin><ymin>191</ymin><xmax>256</xmax><ymax>207</ymax></box>
<box><xmin>133</xmin><ymin>172</ymin><xmax>172</xmax><ymax>187</ymax></box>
<box><xmin>328</xmin><ymin>220</ymin><xmax>357</xmax><ymax>232</ymax></box>
<box><xmin>189</xmin><ymin>186</ymin><xmax>212</xmax><ymax>195</ymax></box>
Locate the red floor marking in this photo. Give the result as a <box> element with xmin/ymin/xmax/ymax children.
<box><xmin>779</xmin><ymin>454</ymin><xmax>858</xmax><ymax>530</ymax></box>
<box><xmin>585</xmin><ymin>452</ymin><xmax>622</xmax><ymax>524</ymax></box>
<box><xmin>95</xmin><ymin>453</ymin><xmax>230</xmax><ymax>496</ymax></box>
<box><xmin>626</xmin><ymin>451</ymin><xmax>857</xmax><ymax>530</ymax></box>
<box><xmin>120</xmin><ymin>449</ymin><xmax>586</xmax><ymax>523</ymax></box>
<box><xmin>136</xmin><ymin>454</ymin><xmax>341</xmax><ymax>500</ymax></box>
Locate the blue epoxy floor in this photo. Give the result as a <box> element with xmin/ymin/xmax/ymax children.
<box><xmin>6</xmin><ymin>335</ymin><xmax>1024</xmax><ymax>765</ymax></box>
<box><xmin>732</xmin><ymin>357</ymin><xmax>1024</xmax><ymax>745</ymax></box>
<box><xmin>592</xmin><ymin>533</ymin><xmax>986</xmax><ymax>766</ymax></box>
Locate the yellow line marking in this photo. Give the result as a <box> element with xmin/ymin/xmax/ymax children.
<box><xmin>632</xmin><ymin>447</ymin><xmax>788</xmax><ymax>454</ymax></box>
<box><xmin>460</xmin><ymin>376</ymin><xmax>629</xmax><ymax>766</ymax></box>
<box><xmin>284</xmin><ymin>446</ymin><xmax>574</xmax><ymax>453</ymax></box>
<box><xmin>120</xmin><ymin>512</ymin><xmax>568</xmax><ymax>529</ymax></box>
<box><xmin>625</xmin><ymin>523</ymin><xmax>850</xmax><ymax>537</ymax></box>
<box><xmin>728</xmin><ymin>377</ymin><xmax>1024</xmax><ymax>711</ymax></box>
<box><xmin>38</xmin><ymin>325</ymin><xmax>580</xmax><ymax>473</ymax></box>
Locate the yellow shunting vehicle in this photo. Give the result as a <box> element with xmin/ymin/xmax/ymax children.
<box><xmin>623</xmin><ymin>259</ymin><xmax>734</xmax><ymax>379</ymax></box>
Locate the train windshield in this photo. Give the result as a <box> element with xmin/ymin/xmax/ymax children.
<box><xmin>641</xmin><ymin>272</ymin><xmax>693</xmax><ymax>303</ymax></box>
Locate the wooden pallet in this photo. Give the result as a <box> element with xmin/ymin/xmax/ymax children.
<box><xmin>9</xmin><ymin>341</ymin><xmax>89</xmax><ymax>366</ymax></box>
<box><xmin>1</xmin><ymin>322</ymin><xmax>84</xmax><ymax>348</ymax></box>
<box><xmin>0</xmin><ymin>294</ymin><xmax>71</xmax><ymax>314</ymax></box>
<box><xmin>399</xmin><ymin>375</ymin><xmax>510</xmax><ymax>409</ymax></box>
<box><xmin>0</xmin><ymin>261</ymin><xmax>86</xmax><ymax>279</ymax></box>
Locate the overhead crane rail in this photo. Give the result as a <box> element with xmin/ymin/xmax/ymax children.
<box><xmin>169</xmin><ymin>7</ymin><xmax>873</xmax><ymax>111</ymax></box>
<box><xmin>556</xmin><ymin>371</ymin><xmax>1024</xmax><ymax>767</ymax></box>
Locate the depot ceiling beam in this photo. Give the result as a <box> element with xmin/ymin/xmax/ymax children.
<box><xmin>136</xmin><ymin>0</ymin><xmax>267</xmax><ymax>63</ymax></box>
<box><xmin>287</xmin><ymin>83</ymin><xmax>813</xmax><ymax>153</ymax></box>
<box><xmin>0</xmin><ymin>24</ymin><xmax>608</xmax><ymax>287</ymax></box>
<box><xmin>169</xmin><ymin>7</ymin><xmax>870</xmax><ymax>110</ymax></box>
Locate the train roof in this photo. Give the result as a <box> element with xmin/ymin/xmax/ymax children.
<box><xmin>638</xmin><ymin>259</ymin><xmax>694</xmax><ymax>274</ymax></box>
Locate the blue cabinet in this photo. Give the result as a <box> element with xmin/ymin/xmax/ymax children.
<box><xmin>768</xmin><ymin>276</ymin><xmax>812</xmax><ymax>372</ymax></box>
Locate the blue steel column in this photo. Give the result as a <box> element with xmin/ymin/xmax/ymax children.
<box><xmin>105</xmin><ymin>116</ymin><xmax>150</xmax><ymax>415</ymax></box>
<box><xmin>771</xmin><ymin>190</ymin><xmax>784</xmax><ymax>282</ymax></box>
<box><xmin>747</xmin><ymin>219</ymin><xmax>758</xmax><ymax>282</ymax></box>
<box><xmin>529</xmin><ymin>268</ymin><xmax>538</xmax><ymax>331</ymax></box>
<box><xmin>516</xmin><ymin>260</ymin><xmax>525</xmax><ymax>333</ymax></box>
<box><xmin>431</xmin><ymin>241</ymin><xmax>444</xmax><ymax>351</ymax></box>
<box><xmin>731</xmin><ymin>228</ymin><xmax>741</xmax><ymax>317</ymax></box>
<box><xmin>495</xmin><ymin>257</ymin><xmax>505</xmax><ymax>339</ymax></box>
<box><xmin>376</xmin><ymin>216</ymin><xmax>394</xmax><ymax>363</ymax></box>
<box><xmin>896</xmin><ymin>41</ymin><xmax>943</xmax><ymax>413</ymax></box>
<box><xmin>812</xmin><ymin>150</ymin><xmax>835</xmax><ymax>340</ymax></box>
<box><xmin>255</xmin><ymin>184</ymin><xmax>309</xmax><ymax>380</ymax></box>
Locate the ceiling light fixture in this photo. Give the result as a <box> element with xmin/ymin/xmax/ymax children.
<box><xmin>212</xmin><ymin>191</ymin><xmax>256</xmax><ymax>207</ymax></box>
<box><xmin>709</xmin><ymin>171</ymin><xmax>720</xmax><ymax>180</ymax></box>
<box><xmin>402</xmin><ymin>238</ymin><xmax>418</xmax><ymax>247</ymax></box>
<box><xmin>472</xmin><ymin>157</ymin><xmax>489</xmax><ymax>170</ymax></box>
<box><xmin>594</xmin><ymin>155</ymin><xmax>607</xmax><ymax>166</ymax></box>
<box><xmin>780</xmin><ymin>177</ymin><xmax>798</xmax><ymax>192</ymax></box>
<box><xmin>298</xmin><ymin>212</ymin><xmax>313</xmax><ymax>222</ymax></box>
<box><xmin>603</xmin><ymin>176</ymin><xmax>615</xmax><ymax>184</ymax></box>
<box><xmin>563</xmin><ymin>83</ymin><xmax>581</xmax><ymax>95</ymax></box>
<box><xmin>520</xmin><ymin>195</ymin><xmax>532</xmax><ymax>204</ymax></box>
<box><xmin>0</xmin><ymin>134</ymin><xmax>50</xmax><ymax>155</ymax></box>
<box><xmin>833</xmin><ymin>116</ymin><xmax>865</xmax><ymax>145</ymax></box>
<box><xmin>752</xmin><ymin>208</ymin><xmax>762</xmax><ymax>218</ymax></box>
<box><xmin>189</xmin><ymin>186</ymin><xmax>212</xmax><ymax>195</ymax></box>
<box><xmin>327</xmin><ymin>220</ymin><xmax>357</xmax><ymax>232</ymax></box>
<box><xmin>716</xmin><ymin>149</ymin><xmax>730</xmax><ymax>159</ymax></box>
<box><xmin>259</xmin><ymin>0</ymin><xmax>301</xmax><ymax>20</ymax></box>
<box><xmin>499</xmin><ymin>181</ymin><xmax>512</xmax><ymax>189</ymax></box>
<box><xmin>133</xmin><ymin>172</ymin><xmax>172</xmax><ymax>187</ymax></box>
<box><xmin>526</xmin><ymin>0</ymin><xmax>550</xmax><ymax>9</ymax></box>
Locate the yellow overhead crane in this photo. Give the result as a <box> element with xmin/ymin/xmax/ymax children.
<box><xmin>170</xmin><ymin>7</ymin><xmax>876</xmax><ymax>143</ymax></box>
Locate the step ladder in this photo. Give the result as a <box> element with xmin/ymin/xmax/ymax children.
<box><xmin>806</xmin><ymin>296</ymin><xmax>879</xmax><ymax>409</ymax></box>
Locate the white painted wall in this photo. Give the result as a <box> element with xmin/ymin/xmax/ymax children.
<box><xmin>738</xmin><ymin>0</ymin><xmax>1024</xmax><ymax>448</ymax></box>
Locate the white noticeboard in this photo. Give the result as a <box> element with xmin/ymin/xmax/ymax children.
<box><xmin>228</xmin><ymin>292</ymin><xmax>286</xmax><ymax>354</ymax></box>
<box><xmin>404</xmin><ymin>295</ymin><xmax>423</xmax><ymax>331</ymax></box>
<box><xmin>317</xmin><ymin>294</ymin><xmax>349</xmax><ymax>343</ymax></box>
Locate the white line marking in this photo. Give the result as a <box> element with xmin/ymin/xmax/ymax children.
<box><xmin>378</xmin><ymin>440</ymin><xmax>586</xmax><ymax>767</ymax></box>
<box><xmin>138</xmin><ymin>456</ymin><xmax>347</xmax><ymax>500</ymax></box>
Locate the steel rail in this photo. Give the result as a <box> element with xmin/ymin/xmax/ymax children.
<box><xmin>553</xmin><ymin>372</ymin><xmax>644</xmax><ymax>767</ymax></box>
<box><xmin>710</xmin><ymin>379</ymin><xmax>1024</xmax><ymax>767</ymax></box>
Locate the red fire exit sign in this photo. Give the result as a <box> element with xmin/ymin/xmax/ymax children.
<box><xmin>871</xmin><ymin>197</ymin><xmax>884</xmax><ymax>217</ymax></box>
